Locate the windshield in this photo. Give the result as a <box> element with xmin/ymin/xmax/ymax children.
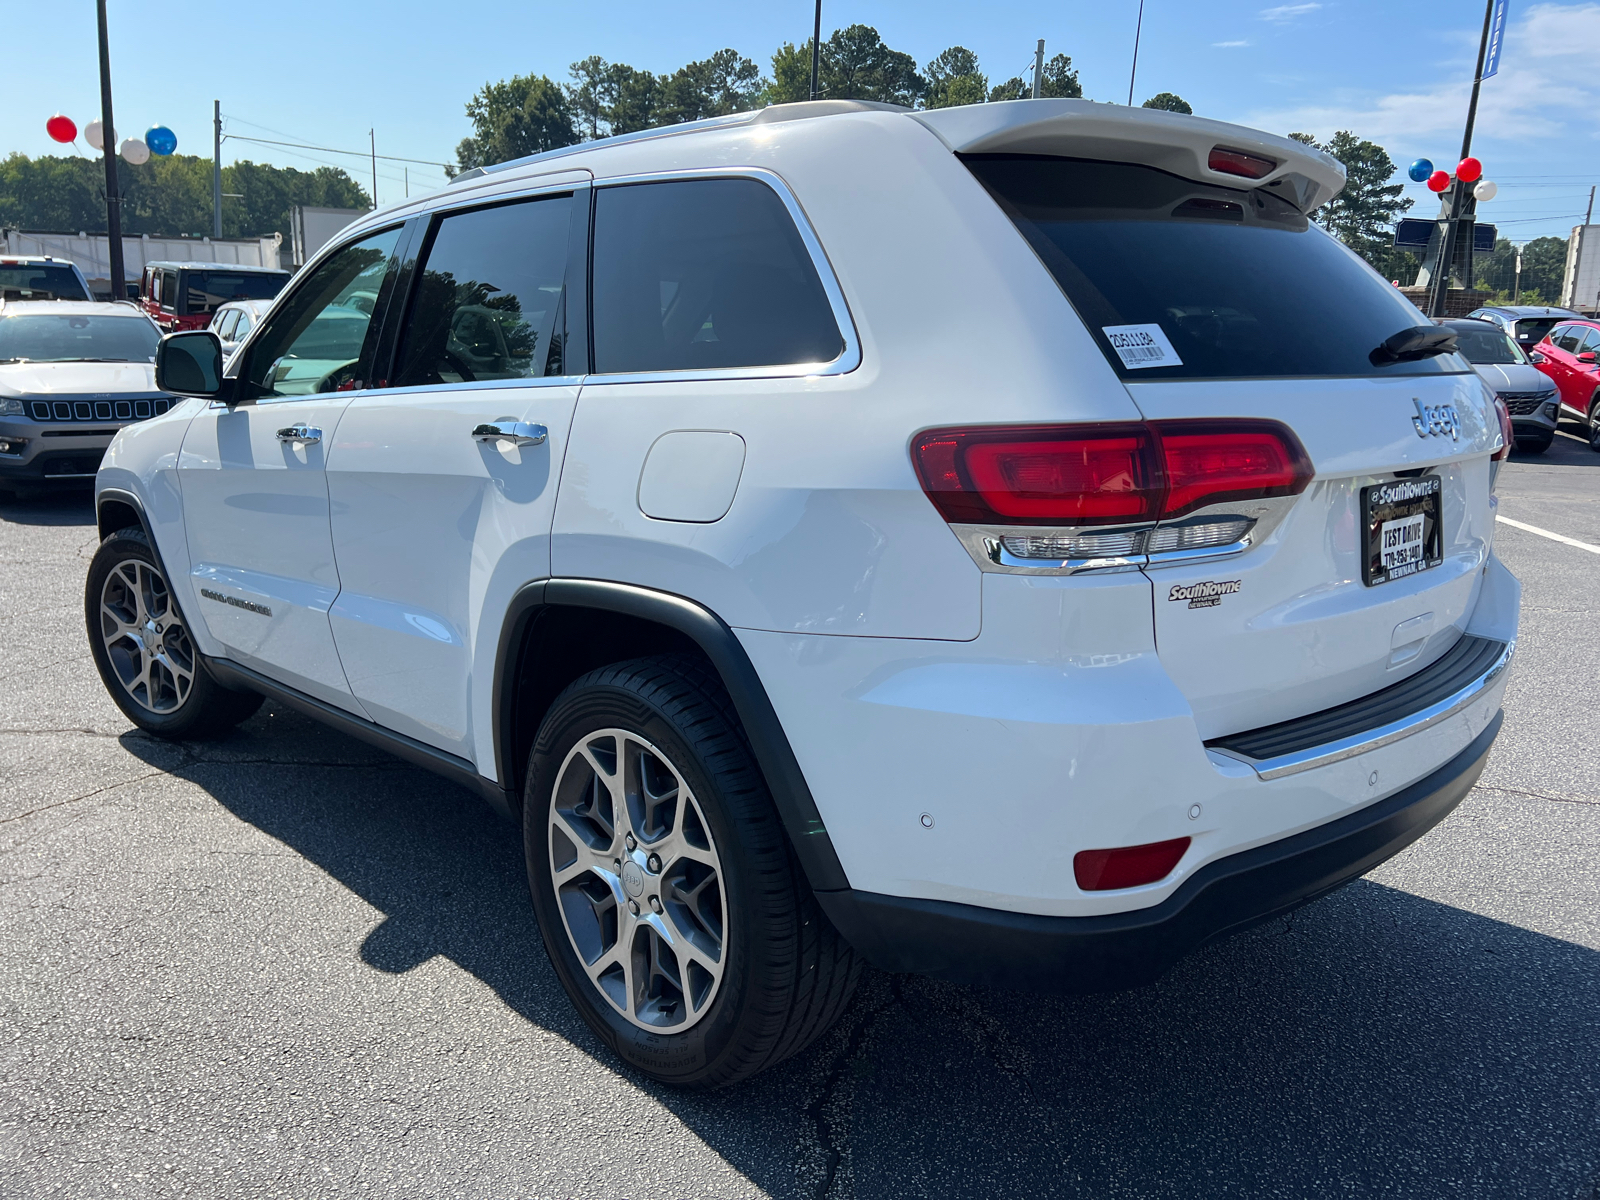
<box><xmin>0</xmin><ymin>312</ymin><xmax>160</xmax><ymax>363</ymax></box>
<box><xmin>0</xmin><ymin>265</ymin><xmax>89</xmax><ymax>302</ymax></box>
<box><xmin>1447</xmin><ymin>322</ymin><xmax>1528</xmax><ymax>365</ymax></box>
<box><xmin>964</xmin><ymin>155</ymin><xmax>1463</xmax><ymax>380</ymax></box>
<box><xmin>184</xmin><ymin>271</ymin><xmax>288</xmax><ymax>315</ymax></box>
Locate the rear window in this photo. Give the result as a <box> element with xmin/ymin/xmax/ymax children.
<box><xmin>183</xmin><ymin>270</ymin><xmax>288</xmax><ymax>315</ymax></box>
<box><xmin>964</xmin><ymin>156</ymin><xmax>1464</xmax><ymax>381</ymax></box>
<box><xmin>0</xmin><ymin>265</ymin><xmax>88</xmax><ymax>301</ymax></box>
<box><xmin>1513</xmin><ymin>318</ymin><xmax>1562</xmax><ymax>345</ymax></box>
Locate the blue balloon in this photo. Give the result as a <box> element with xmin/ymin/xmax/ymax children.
<box><xmin>1408</xmin><ymin>158</ymin><xmax>1434</xmax><ymax>183</ymax></box>
<box><xmin>145</xmin><ymin>125</ymin><xmax>177</xmax><ymax>156</ymax></box>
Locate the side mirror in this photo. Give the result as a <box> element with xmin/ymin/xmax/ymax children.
<box><xmin>156</xmin><ymin>330</ymin><xmax>231</xmax><ymax>400</ymax></box>
<box><xmin>1580</xmin><ymin>352</ymin><xmax>1598</xmax><ymax>365</ymax></box>
<box><xmin>1530</xmin><ymin>351</ymin><xmax>1546</xmax><ymax>364</ymax></box>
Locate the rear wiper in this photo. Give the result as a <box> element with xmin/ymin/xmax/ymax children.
<box><xmin>1370</xmin><ymin>326</ymin><xmax>1458</xmax><ymax>367</ymax></box>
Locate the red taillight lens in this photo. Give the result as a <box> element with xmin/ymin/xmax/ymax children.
<box><xmin>913</xmin><ymin>420</ymin><xmax>1310</xmax><ymax>526</ymax></box>
<box><xmin>1491</xmin><ymin>395</ymin><xmax>1513</xmax><ymax>461</ymax></box>
<box><xmin>1208</xmin><ymin>146</ymin><xmax>1277</xmax><ymax>179</ymax></box>
<box><xmin>1074</xmin><ymin>836</ymin><xmax>1191</xmax><ymax>891</ymax></box>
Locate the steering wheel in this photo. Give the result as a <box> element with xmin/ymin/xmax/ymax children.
<box><xmin>316</xmin><ymin>360</ymin><xmax>363</xmax><ymax>394</ymax></box>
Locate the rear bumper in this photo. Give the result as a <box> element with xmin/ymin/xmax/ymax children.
<box><xmin>817</xmin><ymin>710</ymin><xmax>1500</xmax><ymax>993</ymax></box>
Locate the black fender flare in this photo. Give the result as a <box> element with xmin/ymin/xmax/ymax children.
<box><xmin>492</xmin><ymin>579</ymin><xmax>851</xmax><ymax>894</ymax></box>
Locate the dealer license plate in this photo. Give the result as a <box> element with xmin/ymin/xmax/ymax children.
<box><xmin>1362</xmin><ymin>475</ymin><xmax>1443</xmax><ymax>586</ymax></box>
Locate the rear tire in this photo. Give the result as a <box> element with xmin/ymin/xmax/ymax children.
<box><xmin>524</xmin><ymin>654</ymin><xmax>860</xmax><ymax>1087</ymax></box>
<box><xmin>85</xmin><ymin>528</ymin><xmax>263</xmax><ymax>738</ymax></box>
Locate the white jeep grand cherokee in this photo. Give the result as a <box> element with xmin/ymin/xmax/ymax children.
<box><xmin>86</xmin><ymin>99</ymin><xmax>1519</xmax><ymax>1087</ymax></box>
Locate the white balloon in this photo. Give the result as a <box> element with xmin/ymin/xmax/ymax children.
<box><xmin>84</xmin><ymin>119</ymin><xmax>107</xmax><ymax>150</ymax></box>
<box><xmin>119</xmin><ymin>137</ymin><xmax>150</xmax><ymax>166</ymax></box>
<box><xmin>1474</xmin><ymin>179</ymin><xmax>1498</xmax><ymax>202</ymax></box>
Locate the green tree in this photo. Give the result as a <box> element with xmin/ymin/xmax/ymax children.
<box><xmin>605</xmin><ymin>65</ymin><xmax>663</xmax><ymax>135</ymax></box>
<box><xmin>923</xmin><ymin>46</ymin><xmax>986</xmax><ymax>109</ymax></box>
<box><xmin>455</xmin><ymin>73</ymin><xmax>577</xmax><ymax>173</ymax></box>
<box><xmin>819</xmin><ymin>24</ymin><xmax>924</xmax><ymax>106</ymax></box>
<box><xmin>1142</xmin><ymin>92</ymin><xmax>1192</xmax><ymax>113</ymax></box>
<box><xmin>660</xmin><ymin>49</ymin><xmax>763</xmax><ymax>124</ymax></box>
<box><xmin>567</xmin><ymin>55</ymin><xmax>614</xmax><ymax>140</ymax></box>
<box><xmin>1041</xmin><ymin>54</ymin><xmax>1082</xmax><ymax>98</ymax></box>
<box><xmin>988</xmin><ymin>76</ymin><xmax>1027</xmax><ymax>102</ymax></box>
<box><xmin>1289</xmin><ymin>130</ymin><xmax>1413</xmax><ymax>269</ymax></box>
<box><xmin>765</xmin><ymin>40</ymin><xmax>814</xmax><ymax>105</ymax></box>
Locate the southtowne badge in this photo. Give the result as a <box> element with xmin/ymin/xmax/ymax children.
<box><xmin>1168</xmin><ymin>579</ymin><xmax>1242</xmax><ymax>609</ymax></box>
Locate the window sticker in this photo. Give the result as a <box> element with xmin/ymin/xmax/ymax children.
<box><xmin>1102</xmin><ymin>323</ymin><xmax>1182</xmax><ymax>370</ymax></box>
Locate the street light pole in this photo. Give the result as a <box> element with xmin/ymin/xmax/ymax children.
<box><xmin>810</xmin><ymin>0</ymin><xmax>822</xmax><ymax>100</ymax></box>
<box><xmin>1033</xmin><ymin>39</ymin><xmax>1045</xmax><ymax>99</ymax></box>
<box><xmin>1127</xmin><ymin>0</ymin><xmax>1146</xmax><ymax>106</ymax></box>
<box><xmin>213</xmin><ymin>100</ymin><xmax>222</xmax><ymax>239</ymax></box>
<box><xmin>1428</xmin><ymin>0</ymin><xmax>1496</xmax><ymax>317</ymax></box>
<box><xmin>95</xmin><ymin>0</ymin><xmax>125</xmax><ymax>300</ymax></box>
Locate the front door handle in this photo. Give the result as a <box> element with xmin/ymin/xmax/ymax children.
<box><xmin>276</xmin><ymin>424</ymin><xmax>322</xmax><ymax>444</ymax></box>
<box><xmin>472</xmin><ymin>420</ymin><xmax>547</xmax><ymax>447</ymax></box>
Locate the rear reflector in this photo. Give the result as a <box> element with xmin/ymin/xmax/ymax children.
<box><xmin>1208</xmin><ymin>146</ymin><xmax>1277</xmax><ymax>180</ymax></box>
<box><xmin>1074</xmin><ymin>837</ymin><xmax>1191</xmax><ymax>891</ymax></box>
<box><xmin>1491</xmin><ymin>394</ymin><xmax>1513</xmax><ymax>462</ymax></box>
<box><xmin>913</xmin><ymin>420</ymin><xmax>1311</xmax><ymax>527</ymax></box>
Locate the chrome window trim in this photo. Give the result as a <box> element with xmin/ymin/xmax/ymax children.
<box><xmin>1209</xmin><ymin>637</ymin><xmax>1514</xmax><ymax>780</ymax></box>
<box><xmin>585</xmin><ymin>166</ymin><xmax>861</xmax><ymax>384</ymax></box>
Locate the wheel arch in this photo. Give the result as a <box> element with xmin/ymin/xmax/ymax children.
<box><xmin>96</xmin><ymin>488</ymin><xmax>153</xmax><ymax>543</ymax></box>
<box><xmin>493</xmin><ymin>579</ymin><xmax>851</xmax><ymax>894</ymax></box>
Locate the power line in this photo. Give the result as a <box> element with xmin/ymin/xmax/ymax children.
<box><xmin>222</xmin><ymin>133</ymin><xmax>450</xmax><ymax>169</ymax></box>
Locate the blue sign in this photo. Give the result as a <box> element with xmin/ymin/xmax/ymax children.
<box><xmin>1483</xmin><ymin>0</ymin><xmax>1509</xmax><ymax>80</ymax></box>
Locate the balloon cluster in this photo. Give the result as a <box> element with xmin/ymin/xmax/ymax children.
<box><xmin>1408</xmin><ymin>156</ymin><xmax>1497</xmax><ymax>202</ymax></box>
<box><xmin>45</xmin><ymin>113</ymin><xmax>177</xmax><ymax>164</ymax></box>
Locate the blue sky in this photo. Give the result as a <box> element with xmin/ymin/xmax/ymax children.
<box><xmin>7</xmin><ymin>1</ymin><xmax>1599</xmax><ymax>242</ymax></box>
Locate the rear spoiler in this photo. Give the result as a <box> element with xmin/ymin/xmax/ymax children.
<box><xmin>912</xmin><ymin>99</ymin><xmax>1345</xmax><ymax>214</ymax></box>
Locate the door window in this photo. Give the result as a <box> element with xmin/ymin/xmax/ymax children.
<box><xmin>590</xmin><ymin>178</ymin><xmax>844</xmax><ymax>374</ymax></box>
<box><xmin>158</xmin><ymin>271</ymin><xmax>177</xmax><ymax>311</ymax></box>
<box><xmin>392</xmin><ymin>194</ymin><xmax>574</xmax><ymax>387</ymax></box>
<box><xmin>235</xmin><ymin>311</ymin><xmax>252</xmax><ymax>339</ymax></box>
<box><xmin>1578</xmin><ymin>328</ymin><xmax>1600</xmax><ymax>358</ymax></box>
<box><xmin>214</xmin><ymin>310</ymin><xmax>239</xmax><ymax>339</ymax></box>
<box><xmin>1552</xmin><ymin>324</ymin><xmax>1583</xmax><ymax>353</ymax></box>
<box><xmin>238</xmin><ymin>227</ymin><xmax>402</xmax><ymax>401</ymax></box>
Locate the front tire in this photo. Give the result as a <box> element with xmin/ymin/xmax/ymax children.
<box><xmin>85</xmin><ymin>528</ymin><xmax>263</xmax><ymax>738</ymax></box>
<box><xmin>524</xmin><ymin>655</ymin><xmax>860</xmax><ymax>1087</ymax></box>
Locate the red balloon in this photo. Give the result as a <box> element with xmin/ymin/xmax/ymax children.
<box><xmin>1457</xmin><ymin>156</ymin><xmax>1483</xmax><ymax>183</ymax></box>
<box><xmin>1427</xmin><ymin>170</ymin><xmax>1451</xmax><ymax>193</ymax></box>
<box><xmin>45</xmin><ymin>114</ymin><xmax>77</xmax><ymax>143</ymax></box>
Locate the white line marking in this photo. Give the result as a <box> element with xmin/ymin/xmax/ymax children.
<box><xmin>1496</xmin><ymin>515</ymin><xmax>1600</xmax><ymax>556</ymax></box>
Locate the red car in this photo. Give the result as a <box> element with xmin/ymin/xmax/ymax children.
<box><xmin>1532</xmin><ymin>317</ymin><xmax>1600</xmax><ymax>439</ymax></box>
<box><xmin>136</xmin><ymin>261</ymin><xmax>289</xmax><ymax>333</ymax></box>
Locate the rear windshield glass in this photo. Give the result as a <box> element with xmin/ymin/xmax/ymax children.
<box><xmin>0</xmin><ymin>265</ymin><xmax>89</xmax><ymax>301</ymax></box>
<box><xmin>964</xmin><ymin>156</ymin><xmax>1464</xmax><ymax>380</ymax></box>
<box><xmin>1511</xmin><ymin>318</ymin><xmax>1560</xmax><ymax>345</ymax></box>
<box><xmin>1446</xmin><ymin>321</ymin><xmax>1527</xmax><ymax>365</ymax></box>
<box><xmin>0</xmin><ymin>313</ymin><xmax>159</xmax><ymax>363</ymax></box>
<box><xmin>183</xmin><ymin>271</ymin><xmax>287</xmax><ymax>315</ymax></box>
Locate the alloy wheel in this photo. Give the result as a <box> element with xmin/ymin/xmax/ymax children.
<box><xmin>98</xmin><ymin>559</ymin><xmax>195</xmax><ymax>714</ymax></box>
<box><xmin>548</xmin><ymin>728</ymin><xmax>728</xmax><ymax>1032</ymax></box>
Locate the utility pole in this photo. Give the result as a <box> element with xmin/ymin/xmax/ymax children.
<box><xmin>1566</xmin><ymin>185</ymin><xmax>1595</xmax><ymax>309</ymax></box>
<box><xmin>1128</xmin><ymin>0</ymin><xmax>1146</xmax><ymax>106</ymax></box>
<box><xmin>212</xmin><ymin>100</ymin><xmax>222</xmax><ymax>238</ymax></box>
<box><xmin>809</xmin><ymin>0</ymin><xmax>823</xmax><ymax>100</ymax></box>
<box><xmin>95</xmin><ymin>0</ymin><xmax>125</xmax><ymax>300</ymax></box>
<box><xmin>1513</xmin><ymin>243</ymin><xmax>1522</xmax><ymax>303</ymax></box>
<box><xmin>404</xmin><ymin>167</ymin><xmax>409</xmax><ymax>199</ymax></box>
<box><xmin>1033</xmin><ymin>39</ymin><xmax>1045</xmax><ymax>98</ymax></box>
<box><xmin>1428</xmin><ymin>0</ymin><xmax>1495</xmax><ymax>317</ymax></box>
<box><xmin>370</xmin><ymin>130</ymin><xmax>378</xmax><ymax>210</ymax></box>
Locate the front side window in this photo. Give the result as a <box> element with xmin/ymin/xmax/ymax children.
<box><xmin>213</xmin><ymin>310</ymin><xmax>238</xmax><ymax>338</ymax></box>
<box><xmin>591</xmin><ymin>178</ymin><xmax>844</xmax><ymax>374</ymax></box>
<box><xmin>393</xmin><ymin>194</ymin><xmax>573</xmax><ymax>387</ymax></box>
<box><xmin>1579</xmin><ymin>328</ymin><xmax>1600</xmax><ymax>357</ymax></box>
<box><xmin>1551</xmin><ymin>325</ymin><xmax>1582</xmax><ymax>353</ymax></box>
<box><xmin>965</xmin><ymin>155</ymin><xmax>1467</xmax><ymax>381</ymax></box>
<box><xmin>239</xmin><ymin>228</ymin><xmax>401</xmax><ymax>401</ymax></box>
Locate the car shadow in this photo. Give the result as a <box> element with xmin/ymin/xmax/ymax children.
<box><xmin>0</xmin><ymin>486</ymin><xmax>96</xmax><ymax>526</ymax></box>
<box><xmin>118</xmin><ymin>706</ymin><xmax>1600</xmax><ymax>1199</ymax></box>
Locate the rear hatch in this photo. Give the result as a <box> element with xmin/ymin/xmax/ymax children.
<box><xmin>957</xmin><ymin>144</ymin><xmax>1499</xmax><ymax>740</ymax></box>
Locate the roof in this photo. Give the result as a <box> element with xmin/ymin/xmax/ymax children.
<box><xmin>1478</xmin><ymin>305</ymin><xmax>1580</xmax><ymax>318</ymax></box>
<box><xmin>0</xmin><ymin>300</ymin><xmax>152</xmax><ymax>318</ymax></box>
<box><xmin>215</xmin><ymin>298</ymin><xmax>274</xmax><ymax>313</ymax></box>
<box><xmin>0</xmin><ymin>256</ymin><xmax>79</xmax><ymax>266</ymax></box>
<box><xmin>143</xmin><ymin>261</ymin><xmax>289</xmax><ymax>274</ymax></box>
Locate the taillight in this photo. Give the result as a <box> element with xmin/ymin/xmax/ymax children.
<box><xmin>1074</xmin><ymin>837</ymin><xmax>1191</xmax><ymax>891</ymax></box>
<box><xmin>912</xmin><ymin>419</ymin><xmax>1311</xmax><ymax>527</ymax></box>
<box><xmin>1491</xmin><ymin>395</ymin><xmax>1513</xmax><ymax>461</ymax></box>
<box><xmin>1208</xmin><ymin>146</ymin><xmax>1277</xmax><ymax>179</ymax></box>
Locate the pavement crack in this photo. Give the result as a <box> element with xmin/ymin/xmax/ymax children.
<box><xmin>1475</xmin><ymin>783</ymin><xmax>1600</xmax><ymax>808</ymax></box>
<box><xmin>0</xmin><ymin>771</ymin><xmax>165</xmax><ymax>828</ymax></box>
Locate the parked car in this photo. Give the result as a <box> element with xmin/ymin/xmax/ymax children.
<box><xmin>0</xmin><ymin>300</ymin><xmax>174</xmax><ymax>497</ymax></box>
<box><xmin>0</xmin><ymin>255</ymin><xmax>93</xmax><ymax>302</ymax></box>
<box><xmin>1530</xmin><ymin>317</ymin><xmax>1600</xmax><ymax>441</ymax></box>
<box><xmin>1467</xmin><ymin>304</ymin><xmax>1580</xmax><ymax>351</ymax></box>
<box><xmin>137</xmin><ymin>261</ymin><xmax>290</xmax><ymax>333</ymax></box>
<box><xmin>1440</xmin><ymin>317</ymin><xmax>1559</xmax><ymax>454</ymax></box>
<box><xmin>91</xmin><ymin>98</ymin><xmax>1518</xmax><ymax>1087</ymax></box>
<box><xmin>207</xmin><ymin>299</ymin><xmax>273</xmax><ymax>362</ymax></box>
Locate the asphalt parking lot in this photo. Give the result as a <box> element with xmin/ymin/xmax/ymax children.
<box><xmin>2</xmin><ymin>431</ymin><xmax>1598</xmax><ymax>1200</ymax></box>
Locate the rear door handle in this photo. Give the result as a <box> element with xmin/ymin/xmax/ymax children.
<box><xmin>472</xmin><ymin>421</ymin><xmax>547</xmax><ymax>447</ymax></box>
<box><xmin>276</xmin><ymin>424</ymin><xmax>322</xmax><ymax>444</ymax></box>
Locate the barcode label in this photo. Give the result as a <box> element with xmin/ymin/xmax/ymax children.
<box><xmin>1102</xmin><ymin>323</ymin><xmax>1182</xmax><ymax>370</ymax></box>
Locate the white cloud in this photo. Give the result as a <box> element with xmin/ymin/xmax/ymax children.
<box><xmin>1246</xmin><ymin>2</ymin><xmax>1600</xmax><ymax>148</ymax></box>
<box><xmin>1259</xmin><ymin>3</ymin><xmax>1322</xmax><ymax>21</ymax></box>
<box><xmin>1214</xmin><ymin>39</ymin><xmax>1252</xmax><ymax>47</ymax></box>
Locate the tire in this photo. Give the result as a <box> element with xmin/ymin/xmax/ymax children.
<box><xmin>84</xmin><ymin>527</ymin><xmax>263</xmax><ymax>738</ymax></box>
<box><xmin>524</xmin><ymin>654</ymin><xmax>860</xmax><ymax>1087</ymax></box>
<box><xmin>1589</xmin><ymin>399</ymin><xmax>1600</xmax><ymax>453</ymax></box>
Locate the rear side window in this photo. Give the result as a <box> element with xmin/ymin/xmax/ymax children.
<box><xmin>159</xmin><ymin>272</ymin><xmax>177</xmax><ymax>310</ymax></box>
<box><xmin>394</xmin><ymin>194</ymin><xmax>573</xmax><ymax>386</ymax></box>
<box><xmin>965</xmin><ymin>156</ymin><xmax>1463</xmax><ymax>381</ymax></box>
<box><xmin>590</xmin><ymin>178</ymin><xmax>843</xmax><ymax>374</ymax></box>
<box><xmin>1552</xmin><ymin>325</ymin><xmax>1582</xmax><ymax>352</ymax></box>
